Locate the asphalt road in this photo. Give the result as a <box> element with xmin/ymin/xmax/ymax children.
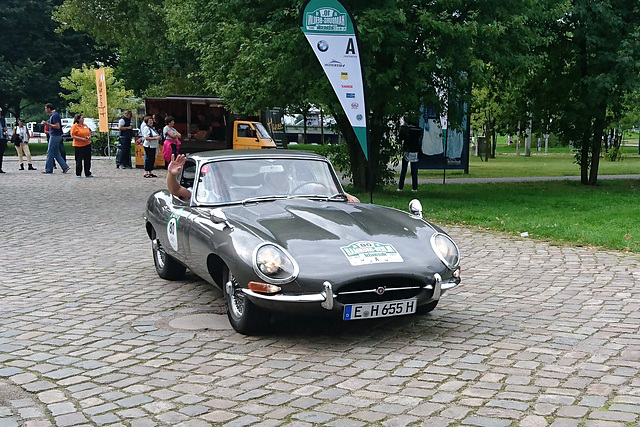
<box><xmin>1</xmin><ymin>155</ymin><xmax>640</xmax><ymax>427</ymax></box>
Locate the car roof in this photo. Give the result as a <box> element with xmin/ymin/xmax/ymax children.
<box><xmin>186</xmin><ymin>149</ymin><xmax>329</xmax><ymax>163</ymax></box>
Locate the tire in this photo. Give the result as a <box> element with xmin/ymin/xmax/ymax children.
<box><xmin>223</xmin><ymin>266</ymin><xmax>268</xmax><ymax>335</ymax></box>
<box><xmin>152</xmin><ymin>238</ymin><xmax>186</xmax><ymax>280</ymax></box>
<box><xmin>104</xmin><ymin>145</ymin><xmax>115</xmax><ymax>157</ymax></box>
<box><xmin>416</xmin><ymin>300</ymin><xmax>438</xmax><ymax>315</ymax></box>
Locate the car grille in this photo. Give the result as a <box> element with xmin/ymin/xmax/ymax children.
<box><xmin>335</xmin><ymin>277</ymin><xmax>425</xmax><ymax>304</ymax></box>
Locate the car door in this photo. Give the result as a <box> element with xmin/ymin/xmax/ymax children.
<box><xmin>164</xmin><ymin>160</ymin><xmax>198</xmax><ymax>263</ymax></box>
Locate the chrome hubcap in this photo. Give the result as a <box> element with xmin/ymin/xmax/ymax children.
<box><xmin>153</xmin><ymin>240</ymin><xmax>165</xmax><ymax>269</ymax></box>
<box><xmin>226</xmin><ymin>273</ymin><xmax>244</xmax><ymax>318</ymax></box>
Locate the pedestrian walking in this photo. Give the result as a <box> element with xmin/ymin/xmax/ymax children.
<box><xmin>117</xmin><ymin>110</ymin><xmax>134</xmax><ymax>169</ymax></box>
<box><xmin>142</xmin><ymin>116</ymin><xmax>161</xmax><ymax>178</ymax></box>
<box><xmin>70</xmin><ymin>114</ymin><xmax>93</xmax><ymax>178</ymax></box>
<box><xmin>41</xmin><ymin>103</ymin><xmax>70</xmax><ymax>174</ymax></box>
<box><xmin>12</xmin><ymin>118</ymin><xmax>36</xmax><ymax>170</ymax></box>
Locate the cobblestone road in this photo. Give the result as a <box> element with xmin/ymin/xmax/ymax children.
<box><xmin>1</xmin><ymin>156</ymin><xmax>640</xmax><ymax>427</ymax></box>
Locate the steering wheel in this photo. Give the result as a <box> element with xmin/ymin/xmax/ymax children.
<box><xmin>292</xmin><ymin>181</ymin><xmax>331</xmax><ymax>194</ymax></box>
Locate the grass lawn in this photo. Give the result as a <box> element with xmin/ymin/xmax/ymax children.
<box><xmin>426</xmin><ymin>150</ymin><xmax>640</xmax><ymax>179</ymax></box>
<box><xmin>347</xmin><ymin>179</ymin><xmax>640</xmax><ymax>253</ymax></box>
<box><xmin>291</xmin><ymin>143</ymin><xmax>640</xmax><ymax>178</ymax></box>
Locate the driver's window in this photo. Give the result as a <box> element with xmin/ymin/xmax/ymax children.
<box><xmin>237</xmin><ymin>124</ymin><xmax>251</xmax><ymax>138</ymax></box>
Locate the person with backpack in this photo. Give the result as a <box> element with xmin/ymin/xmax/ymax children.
<box><xmin>12</xmin><ymin>118</ymin><xmax>36</xmax><ymax>170</ymax></box>
<box><xmin>162</xmin><ymin>116</ymin><xmax>181</xmax><ymax>164</ymax></box>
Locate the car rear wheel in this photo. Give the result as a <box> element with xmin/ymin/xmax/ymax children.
<box><xmin>416</xmin><ymin>300</ymin><xmax>438</xmax><ymax>314</ymax></box>
<box><xmin>152</xmin><ymin>238</ymin><xmax>186</xmax><ymax>280</ymax></box>
<box><xmin>223</xmin><ymin>266</ymin><xmax>268</xmax><ymax>335</ymax></box>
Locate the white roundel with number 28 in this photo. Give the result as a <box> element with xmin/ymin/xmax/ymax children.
<box><xmin>167</xmin><ymin>217</ymin><xmax>178</xmax><ymax>251</ymax></box>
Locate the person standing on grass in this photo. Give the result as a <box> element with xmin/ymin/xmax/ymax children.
<box><xmin>117</xmin><ymin>110</ymin><xmax>134</xmax><ymax>169</ymax></box>
<box><xmin>397</xmin><ymin>116</ymin><xmax>421</xmax><ymax>192</ymax></box>
<box><xmin>41</xmin><ymin>103</ymin><xmax>70</xmax><ymax>174</ymax></box>
<box><xmin>70</xmin><ymin>114</ymin><xmax>93</xmax><ymax>178</ymax></box>
<box><xmin>142</xmin><ymin>116</ymin><xmax>161</xmax><ymax>178</ymax></box>
<box><xmin>0</xmin><ymin>108</ymin><xmax>7</xmax><ymax>173</ymax></box>
<box><xmin>12</xmin><ymin>118</ymin><xmax>36</xmax><ymax>170</ymax></box>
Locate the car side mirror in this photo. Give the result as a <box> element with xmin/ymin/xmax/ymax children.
<box><xmin>409</xmin><ymin>199</ymin><xmax>422</xmax><ymax>218</ymax></box>
<box><xmin>211</xmin><ymin>208</ymin><xmax>234</xmax><ymax>230</ymax></box>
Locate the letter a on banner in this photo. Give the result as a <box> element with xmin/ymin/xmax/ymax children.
<box><xmin>95</xmin><ymin>68</ymin><xmax>109</xmax><ymax>133</ymax></box>
<box><xmin>300</xmin><ymin>0</ymin><xmax>368</xmax><ymax>160</ymax></box>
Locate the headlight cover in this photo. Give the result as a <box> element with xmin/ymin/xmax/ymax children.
<box><xmin>430</xmin><ymin>233</ymin><xmax>460</xmax><ymax>270</ymax></box>
<box><xmin>253</xmin><ymin>243</ymin><xmax>299</xmax><ymax>284</ymax></box>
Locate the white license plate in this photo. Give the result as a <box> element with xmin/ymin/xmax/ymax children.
<box><xmin>343</xmin><ymin>298</ymin><xmax>417</xmax><ymax>320</ymax></box>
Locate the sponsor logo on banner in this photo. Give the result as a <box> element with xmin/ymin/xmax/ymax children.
<box><xmin>341</xmin><ymin>72</ymin><xmax>348</xmax><ymax>80</ymax></box>
<box><xmin>324</xmin><ymin>59</ymin><xmax>345</xmax><ymax>68</ymax></box>
<box><xmin>346</xmin><ymin>93</ymin><xmax>355</xmax><ymax>98</ymax></box>
<box><xmin>305</xmin><ymin>8</ymin><xmax>347</xmax><ymax>32</ymax></box>
<box><xmin>356</xmin><ymin>114</ymin><xmax>363</xmax><ymax>121</ymax></box>
<box><xmin>351</xmin><ymin>102</ymin><xmax>359</xmax><ymax>109</ymax></box>
<box><xmin>317</xmin><ymin>40</ymin><xmax>329</xmax><ymax>52</ymax></box>
<box><xmin>344</xmin><ymin>38</ymin><xmax>357</xmax><ymax>57</ymax></box>
<box><xmin>341</xmin><ymin>84</ymin><xmax>353</xmax><ymax>88</ymax></box>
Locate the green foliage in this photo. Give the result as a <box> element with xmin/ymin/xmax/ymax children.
<box><xmin>59</xmin><ymin>65</ymin><xmax>138</xmax><ymax>121</ymax></box>
<box><xmin>0</xmin><ymin>0</ymin><xmax>103</xmax><ymax>117</ymax></box>
<box><xmin>54</xmin><ymin>0</ymin><xmax>205</xmax><ymax>96</ymax></box>
<box><xmin>527</xmin><ymin>0</ymin><xmax>640</xmax><ymax>184</ymax></box>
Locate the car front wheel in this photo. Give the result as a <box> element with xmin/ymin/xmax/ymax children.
<box><xmin>152</xmin><ymin>238</ymin><xmax>186</xmax><ymax>280</ymax></box>
<box><xmin>223</xmin><ymin>266</ymin><xmax>268</xmax><ymax>335</ymax></box>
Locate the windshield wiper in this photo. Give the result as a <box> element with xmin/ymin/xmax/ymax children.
<box><xmin>241</xmin><ymin>195</ymin><xmax>288</xmax><ymax>205</ymax></box>
<box><xmin>287</xmin><ymin>193</ymin><xmax>347</xmax><ymax>201</ymax></box>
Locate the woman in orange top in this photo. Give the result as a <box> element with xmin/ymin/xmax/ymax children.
<box><xmin>70</xmin><ymin>114</ymin><xmax>93</xmax><ymax>178</ymax></box>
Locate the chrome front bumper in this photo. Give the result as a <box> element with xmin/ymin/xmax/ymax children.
<box><xmin>243</xmin><ymin>275</ymin><xmax>461</xmax><ymax>311</ymax></box>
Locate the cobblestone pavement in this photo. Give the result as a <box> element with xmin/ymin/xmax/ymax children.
<box><xmin>1</xmin><ymin>155</ymin><xmax>640</xmax><ymax>427</ymax></box>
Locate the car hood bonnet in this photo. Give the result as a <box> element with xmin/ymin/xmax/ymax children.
<box><xmin>224</xmin><ymin>199</ymin><xmax>438</xmax><ymax>254</ymax></box>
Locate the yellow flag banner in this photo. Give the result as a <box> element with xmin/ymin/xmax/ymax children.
<box><xmin>95</xmin><ymin>68</ymin><xmax>109</xmax><ymax>133</ymax></box>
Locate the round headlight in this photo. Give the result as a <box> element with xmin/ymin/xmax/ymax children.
<box><xmin>253</xmin><ymin>243</ymin><xmax>299</xmax><ymax>284</ymax></box>
<box><xmin>430</xmin><ymin>233</ymin><xmax>460</xmax><ymax>270</ymax></box>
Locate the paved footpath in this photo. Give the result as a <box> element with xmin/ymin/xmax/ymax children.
<box><xmin>1</xmin><ymin>156</ymin><xmax>640</xmax><ymax>427</ymax></box>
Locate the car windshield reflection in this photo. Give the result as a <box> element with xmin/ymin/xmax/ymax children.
<box><xmin>194</xmin><ymin>158</ymin><xmax>343</xmax><ymax>205</ymax></box>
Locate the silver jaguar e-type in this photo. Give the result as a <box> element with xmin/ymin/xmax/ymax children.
<box><xmin>143</xmin><ymin>150</ymin><xmax>461</xmax><ymax>334</ymax></box>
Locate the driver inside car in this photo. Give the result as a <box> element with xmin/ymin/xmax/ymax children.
<box><xmin>167</xmin><ymin>154</ymin><xmax>359</xmax><ymax>203</ymax></box>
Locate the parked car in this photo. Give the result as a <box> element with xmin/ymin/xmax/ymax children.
<box><xmin>143</xmin><ymin>150</ymin><xmax>461</xmax><ymax>334</ymax></box>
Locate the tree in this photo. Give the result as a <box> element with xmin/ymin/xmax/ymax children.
<box><xmin>57</xmin><ymin>0</ymin><xmax>553</xmax><ymax>190</ymax></box>
<box><xmin>164</xmin><ymin>0</ymin><xmax>543</xmax><ymax>189</ymax></box>
<box><xmin>54</xmin><ymin>0</ymin><xmax>205</xmax><ymax>97</ymax></box>
<box><xmin>529</xmin><ymin>0</ymin><xmax>640</xmax><ymax>185</ymax></box>
<box><xmin>59</xmin><ymin>65</ymin><xmax>138</xmax><ymax>121</ymax></box>
<box><xmin>0</xmin><ymin>0</ymin><xmax>103</xmax><ymax>119</ymax></box>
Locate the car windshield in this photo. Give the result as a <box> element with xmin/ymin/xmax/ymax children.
<box><xmin>194</xmin><ymin>157</ymin><xmax>343</xmax><ymax>205</ymax></box>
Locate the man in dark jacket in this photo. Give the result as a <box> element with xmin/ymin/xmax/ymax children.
<box><xmin>117</xmin><ymin>110</ymin><xmax>134</xmax><ymax>169</ymax></box>
<box><xmin>397</xmin><ymin>116</ymin><xmax>422</xmax><ymax>192</ymax></box>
